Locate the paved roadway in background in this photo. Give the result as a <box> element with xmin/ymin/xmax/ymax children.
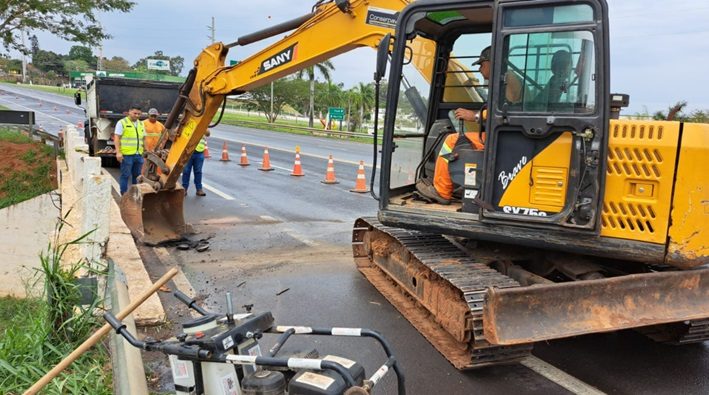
<box><xmin>3</xmin><ymin>84</ymin><xmax>708</xmax><ymax>395</ymax></box>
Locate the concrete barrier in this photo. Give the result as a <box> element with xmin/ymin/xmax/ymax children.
<box><xmin>60</xmin><ymin>124</ymin><xmax>165</xmax><ymax>324</ymax></box>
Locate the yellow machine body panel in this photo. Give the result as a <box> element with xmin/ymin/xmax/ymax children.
<box><xmin>666</xmin><ymin>122</ymin><xmax>709</xmax><ymax>268</ymax></box>
<box><xmin>600</xmin><ymin>120</ymin><xmax>680</xmax><ymax>244</ymax></box>
<box><xmin>498</xmin><ymin>132</ymin><xmax>573</xmax><ymax>214</ymax></box>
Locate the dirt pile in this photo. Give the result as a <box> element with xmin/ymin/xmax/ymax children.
<box><xmin>0</xmin><ymin>133</ymin><xmax>57</xmax><ymax>208</ymax></box>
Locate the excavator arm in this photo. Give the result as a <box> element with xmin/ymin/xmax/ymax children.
<box><xmin>121</xmin><ymin>0</ymin><xmax>413</xmax><ymax>244</ymax></box>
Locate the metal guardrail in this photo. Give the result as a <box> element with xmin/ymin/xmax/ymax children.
<box><xmin>230</xmin><ymin>119</ymin><xmax>384</xmax><ymax>142</ymax></box>
<box><xmin>0</xmin><ymin>109</ymin><xmax>62</xmax><ymax>152</ymax></box>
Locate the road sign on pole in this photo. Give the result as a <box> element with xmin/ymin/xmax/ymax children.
<box><xmin>328</xmin><ymin>107</ymin><xmax>345</xmax><ymax>121</ymax></box>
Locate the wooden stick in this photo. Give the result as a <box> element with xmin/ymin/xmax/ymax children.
<box><xmin>24</xmin><ymin>267</ymin><xmax>179</xmax><ymax>395</ymax></box>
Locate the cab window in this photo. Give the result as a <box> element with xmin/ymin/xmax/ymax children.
<box><xmin>442</xmin><ymin>33</ymin><xmax>491</xmax><ymax>104</ymax></box>
<box><xmin>500</xmin><ymin>30</ymin><xmax>596</xmax><ymax>113</ymax></box>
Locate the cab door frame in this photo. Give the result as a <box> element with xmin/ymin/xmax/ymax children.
<box><xmin>481</xmin><ymin>0</ymin><xmax>610</xmax><ymax>231</ymax></box>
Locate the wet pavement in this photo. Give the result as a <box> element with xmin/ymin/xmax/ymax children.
<box><xmin>4</xmin><ymin>83</ymin><xmax>709</xmax><ymax>395</ymax></box>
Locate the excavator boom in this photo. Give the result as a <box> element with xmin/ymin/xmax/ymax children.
<box><xmin>120</xmin><ymin>0</ymin><xmax>412</xmax><ymax>244</ymax></box>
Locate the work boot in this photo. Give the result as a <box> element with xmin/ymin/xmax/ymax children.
<box><xmin>196</xmin><ymin>189</ymin><xmax>206</xmax><ymax>196</ymax></box>
<box><xmin>415</xmin><ymin>179</ymin><xmax>450</xmax><ymax>205</ymax></box>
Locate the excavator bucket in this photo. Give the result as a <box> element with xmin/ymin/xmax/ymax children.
<box><xmin>119</xmin><ymin>183</ymin><xmax>186</xmax><ymax>245</ymax></box>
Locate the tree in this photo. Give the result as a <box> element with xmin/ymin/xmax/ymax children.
<box><xmin>296</xmin><ymin>60</ymin><xmax>335</xmax><ymax>127</ymax></box>
<box><xmin>245</xmin><ymin>78</ymin><xmax>307</xmax><ymax>123</ymax></box>
<box><xmin>349</xmin><ymin>82</ymin><xmax>375</xmax><ymax>132</ymax></box>
<box><xmin>64</xmin><ymin>59</ymin><xmax>90</xmax><ymax>73</ymax></box>
<box><xmin>102</xmin><ymin>56</ymin><xmax>132</xmax><ymax>72</ymax></box>
<box><xmin>68</xmin><ymin>45</ymin><xmax>96</xmax><ymax>66</ymax></box>
<box><xmin>0</xmin><ymin>1</ymin><xmax>134</xmax><ymax>54</ymax></box>
<box><xmin>133</xmin><ymin>51</ymin><xmax>184</xmax><ymax>76</ymax></box>
<box><xmin>30</xmin><ymin>35</ymin><xmax>39</xmax><ymax>57</ymax></box>
<box><xmin>32</xmin><ymin>50</ymin><xmax>65</xmax><ymax>75</ymax></box>
<box><xmin>653</xmin><ymin>101</ymin><xmax>688</xmax><ymax>121</ymax></box>
<box><xmin>316</xmin><ymin>81</ymin><xmax>345</xmax><ymax>129</ymax></box>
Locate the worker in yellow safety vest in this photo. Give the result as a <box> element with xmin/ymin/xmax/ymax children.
<box><xmin>113</xmin><ymin>104</ymin><xmax>145</xmax><ymax>194</ymax></box>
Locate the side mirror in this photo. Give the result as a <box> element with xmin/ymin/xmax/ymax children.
<box><xmin>74</xmin><ymin>91</ymin><xmax>82</xmax><ymax>106</ymax></box>
<box><xmin>375</xmin><ymin>33</ymin><xmax>391</xmax><ymax>82</ymax></box>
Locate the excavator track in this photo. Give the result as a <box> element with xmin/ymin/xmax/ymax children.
<box><xmin>638</xmin><ymin>318</ymin><xmax>709</xmax><ymax>345</ymax></box>
<box><xmin>352</xmin><ymin>217</ymin><xmax>532</xmax><ymax>369</ymax></box>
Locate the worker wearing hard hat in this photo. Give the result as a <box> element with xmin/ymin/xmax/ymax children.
<box><xmin>418</xmin><ymin>46</ymin><xmax>523</xmax><ymax>204</ymax></box>
<box><xmin>144</xmin><ymin>108</ymin><xmax>165</xmax><ymax>152</ymax></box>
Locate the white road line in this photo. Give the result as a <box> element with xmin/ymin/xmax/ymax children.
<box><xmin>283</xmin><ymin>227</ymin><xmax>319</xmax><ymax>247</ymax></box>
<box><xmin>202</xmin><ymin>182</ymin><xmax>235</xmax><ymax>200</ymax></box>
<box><xmin>212</xmin><ymin>133</ymin><xmax>373</xmax><ymax>168</ymax></box>
<box><xmin>521</xmin><ymin>357</ymin><xmax>606</xmax><ymax>395</ymax></box>
<box><xmin>0</xmin><ymin>95</ymin><xmax>75</xmax><ymax>125</ymax></box>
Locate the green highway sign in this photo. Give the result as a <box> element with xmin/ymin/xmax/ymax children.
<box><xmin>328</xmin><ymin>107</ymin><xmax>345</xmax><ymax>121</ymax></box>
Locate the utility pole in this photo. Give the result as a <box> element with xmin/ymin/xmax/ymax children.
<box><xmin>20</xmin><ymin>30</ymin><xmax>28</xmax><ymax>83</ymax></box>
<box><xmin>207</xmin><ymin>17</ymin><xmax>215</xmax><ymax>44</ymax></box>
<box><xmin>97</xmin><ymin>45</ymin><xmax>104</xmax><ymax>71</ymax></box>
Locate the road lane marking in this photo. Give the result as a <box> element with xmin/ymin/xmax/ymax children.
<box><xmin>211</xmin><ymin>133</ymin><xmax>374</xmax><ymax>168</ymax></box>
<box><xmin>283</xmin><ymin>227</ymin><xmax>319</xmax><ymax>247</ymax></box>
<box><xmin>521</xmin><ymin>356</ymin><xmax>606</xmax><ymax>395</ymax></box>
<box><xmin>0</xmin><ymin>95</ymin><xmax>76</xmax><ymax>125</ymax></box>
<box><xmin>202</xmin><ymin>182</ymin><xmax>235</xmax><ymax>200</ymax></box>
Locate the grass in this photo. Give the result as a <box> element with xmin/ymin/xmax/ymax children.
<box><xmin>0</xmin><ymin>128</ymin><xmax>57</xmax><ymax>209</ymax></box>
<box><xmin>0</xmin><ymin>221</ymin><xmax>111</xmax><ymax>394</ymax></box>
<box><xmin>1</xmin><ymin>82</ymin><xmax>85</xmax><ymax>100</ymax></box>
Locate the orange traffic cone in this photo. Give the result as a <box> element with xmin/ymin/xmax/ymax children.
<box><xmin>321</xmin><ymin>154</ymin><xmax>339</xmax><ymax>184</ymax></box>
<box><xmin>291</xmin><ymin>152</ymin><xmax>304</xmax><ymax>176</ymax></box>
<box><xmin>350</xmin><ymin>161</ymin><xmax>369</xmax><ymax>193</ymax></box>
<box><xmin>204</xmin><ymin>141</ymin><xmax>211</xmax><ymax>159</ymax></box>
<box><xmin>239</xmin><ymin>145</ymin><xmax>250</xmax><ymax>166</ymax></box>
<box><xmin>220</xmin><ymin>141</ymin><xmax>231</xmax><ymax>161</ymax></box>
<box><xmin>259</xmin><ymin>148</ymin><xmax>274</xmax><ymax>171</ymax></box>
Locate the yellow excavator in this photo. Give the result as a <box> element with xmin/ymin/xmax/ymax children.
<box><xmin>122</xmin><ymin>0</ymin><xmax>709</xmax><ymax>370</ymax></box>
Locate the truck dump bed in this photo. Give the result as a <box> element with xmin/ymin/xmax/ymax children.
<box><xmin>87</xmin><ymin>77</ymin><xmax>180</xmax><ymax>119</ymax></box>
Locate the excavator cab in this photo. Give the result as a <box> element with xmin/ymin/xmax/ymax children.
<box><xmin>378</xmin><ymin>0</ymin><xmax>609</xmax><ymax>245</ymax></box>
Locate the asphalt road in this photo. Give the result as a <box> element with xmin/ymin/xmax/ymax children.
<box><xmin>3</xmin><ymin>84</ymin><xmax>708</xmax><ymax>395</ymax></box>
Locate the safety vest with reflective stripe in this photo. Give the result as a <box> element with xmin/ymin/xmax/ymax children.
<box><xmin>195</xmin><ymin>137</ymin><xmax>206</xmax><ymax>153</ymax></box>
<box><xmin>119</xmin><ymin>117</ymin><xmax>145</xmax><ymax>155</ymax></box>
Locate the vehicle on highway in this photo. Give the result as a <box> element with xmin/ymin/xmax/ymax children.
<box><xmin>75</xmin><ymin>76</ymin><xmax>180</xmax><ymax>164</ymax></box>
<box><xmin>120</xmin><ymin>0</ymin><xmax>708</xmax><ymax>372</ymax></box>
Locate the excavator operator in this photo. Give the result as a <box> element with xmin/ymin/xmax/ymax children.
<box><xmin>418</xmin><ymin>46</ymin><xmax>523</xmax><ymax>204</ymax></box>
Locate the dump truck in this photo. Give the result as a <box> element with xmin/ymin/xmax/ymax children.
<box><xmin>78</xmin><ymin>76</ymin><xmax>180</xmax><ymax>162</ymax></box>
<box><xmin>119</xmin><ymin>0</ymin><xmax>708</xmax><ymax>370</ymax></box>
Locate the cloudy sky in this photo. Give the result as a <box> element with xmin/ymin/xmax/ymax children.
<box><xmin>26</xmin><ymin>0</ymin><xmax>709</xmax><ymax>114</ymax></box>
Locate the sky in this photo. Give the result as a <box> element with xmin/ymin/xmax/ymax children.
<box><xmin>21</xmin><ymin>0</ymin><xmax>709</xmax><ymax>114</ymax></box>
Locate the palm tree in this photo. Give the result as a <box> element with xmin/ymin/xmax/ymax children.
<box><xmin>296</xmin><ymin>60</ymin><xmax>335</xmax><ymax>127</ymax></box>
<box><xmin>317</xmin><ymin>81</ymin><xmax>345</xmax><ymax>129</ymax></box>
<box><xmin>352</xmin><ymin>82</ymin><xmax>375</xmax><ymax>132</ymax></box>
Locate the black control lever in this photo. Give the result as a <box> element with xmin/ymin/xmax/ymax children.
<box><xmin>104</xmin><ymin>312</ymin><xmax>212</xmax><ymax>360</ymax></box>
<box><xmin>174</xmin><ymin>290</ymin><xmax>209</xmax><ymax>316</ymax></box>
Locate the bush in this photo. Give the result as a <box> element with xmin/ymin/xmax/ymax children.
<box><xmin>0</xmin><ymin>220</ymin><xmax>111</xmax><ymax>394</ymax></box>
